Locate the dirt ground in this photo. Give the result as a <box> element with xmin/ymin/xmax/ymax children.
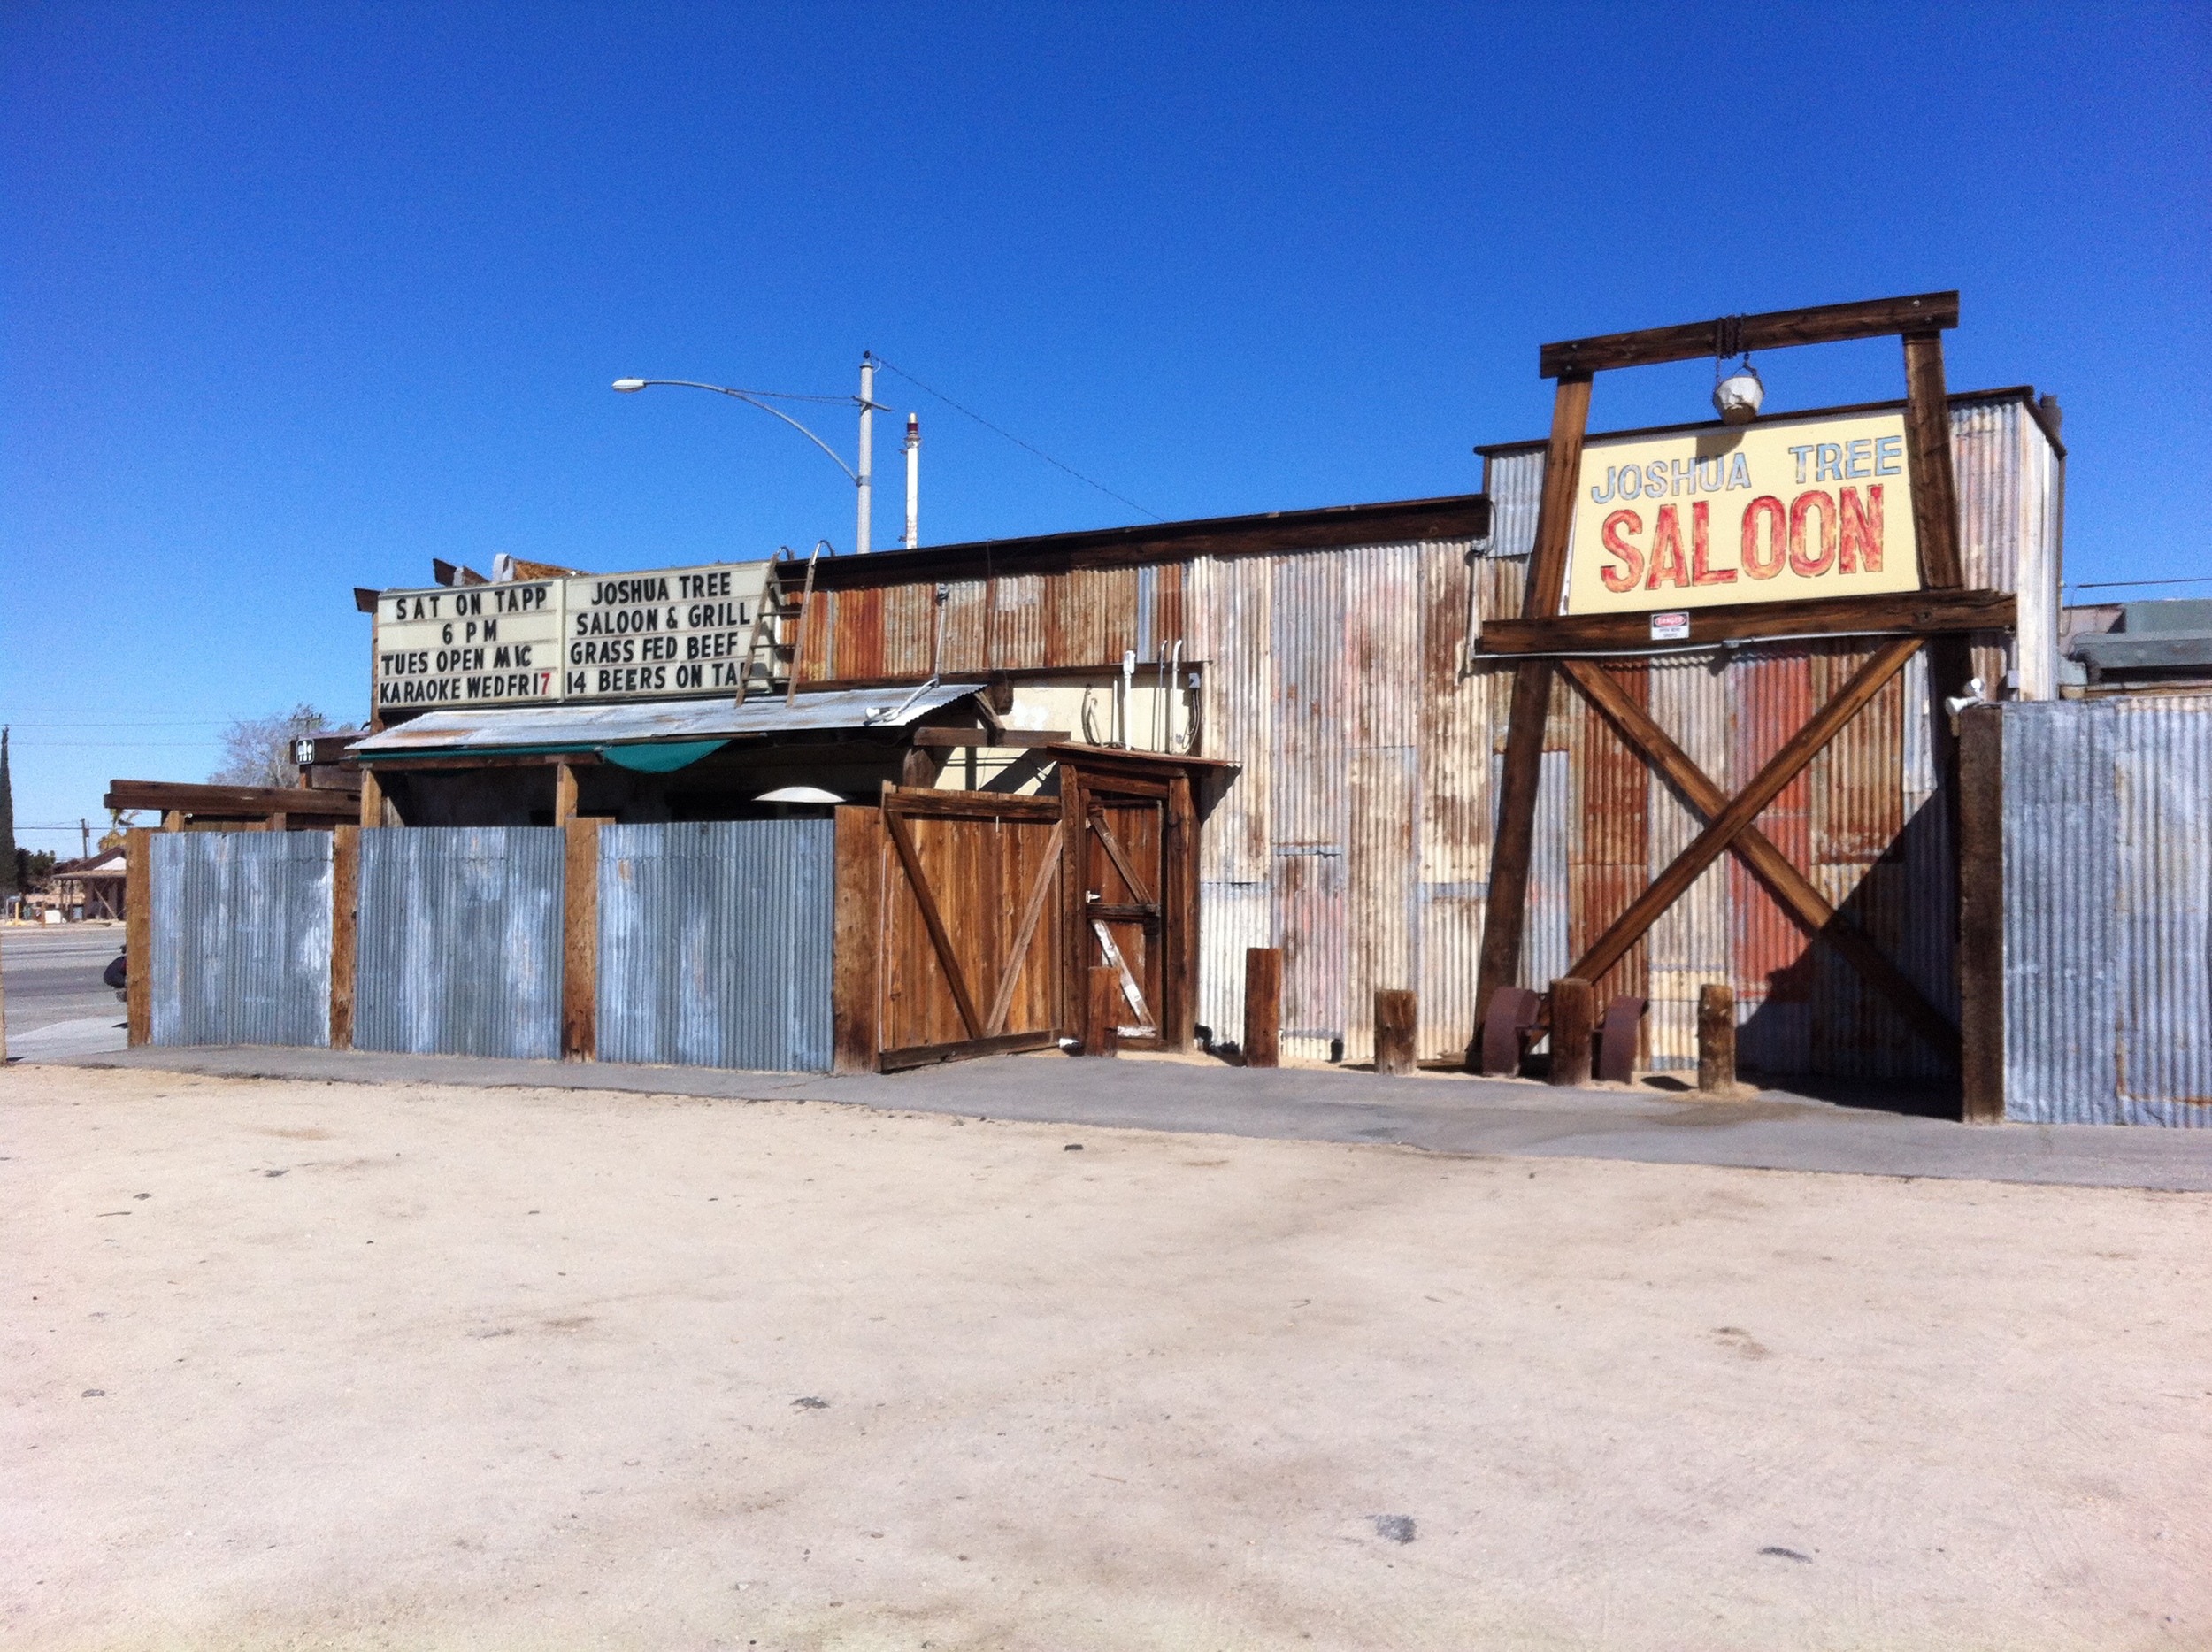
<box><xmin>5</xmin><ymin>1065</ymin><xmax>2207</xmax><ymax>1651</ymax></box>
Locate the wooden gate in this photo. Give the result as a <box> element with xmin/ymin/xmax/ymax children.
<box><xmin>833</xmin><ymin>788</ymin><xmax>1067</xmax><ymax>1072</ymax></box>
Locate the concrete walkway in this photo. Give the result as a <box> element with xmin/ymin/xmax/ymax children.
<box><xmin>35</xmin><ymin>1041</ymin><xmax>2212</xmax><ymax>1191</ymax></box>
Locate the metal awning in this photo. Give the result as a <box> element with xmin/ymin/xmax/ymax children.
<box><xmin>349</xmin><ymin>683</ymin><xmax>989</xmax><ymax>764</ymax></box>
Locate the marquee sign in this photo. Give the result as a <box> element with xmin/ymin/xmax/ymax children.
<box><xmin>1562</xmin><ymin>408</ymin><xmax>1920</xmax><ymax>616</ymax></box>
<box><xmin>372</xmin><ymin>561</ymin><xmax>772</xmax><ymax>711</ymax></box>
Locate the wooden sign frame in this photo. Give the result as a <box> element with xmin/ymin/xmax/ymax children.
<box><xmin>1473</xmin><ymin>291</ymin><xmax>1982</xmax><ymax>1072</ymax></box>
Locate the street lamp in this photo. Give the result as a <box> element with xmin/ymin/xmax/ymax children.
<box><xmin>611</xmin><ymin>357</ymin><xmax>890</xmax><ymax>553</ymax></box>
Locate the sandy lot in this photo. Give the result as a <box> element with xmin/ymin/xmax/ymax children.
<box><xmin>5</xmin><ymin>1065</ymin><xmax>2207</xmax><ymax>1650</ymax></box>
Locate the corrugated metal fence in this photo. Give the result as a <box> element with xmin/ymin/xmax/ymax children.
<box><xmin>597</xmin><ymin>820</ymin><xmax>835</xmax><ymax>1072</ymax></box>
<box><xmin>356</xmin><ymin>827</ymin><xmax>567</xmax><ymax>1059</ymax></box>
<box><xmin>148</xmin><ymin>822</ymin><xmax>838</xmax><ymax>1072</ymax></box>
<box><xmin>2001</xmin><ymin>696</ymin><xmax>2212</xmax><ymax>1126</ymax></box>
<box><xmin>150</xmin><ymin>831</ymin><xmax>333</xmax><ymax>1048</ymax></box>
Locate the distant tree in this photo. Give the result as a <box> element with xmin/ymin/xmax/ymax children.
<box><xmin>0</xmin><ymin>726</ymin><xmax>15</xmax><ymax>895</ymax></box>
<box><xmin>209</xmin><ymin>704</ymin><xmax>329</xmax><ymax>789</ymax></box>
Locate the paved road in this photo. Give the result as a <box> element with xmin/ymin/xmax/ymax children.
<box><xmin>42</xmin><ymin>1041</ymin><xmax>2212</xmax><ymax>1191</ymax></box>
<box><xmin>1</xmin><ymin>924</ymin><xmax>126</xmax><ymax>1042</ymax></box>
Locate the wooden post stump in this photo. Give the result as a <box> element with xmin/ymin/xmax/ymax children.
<box><xmin>1548</xmin><ymin>977</ymin><xmax>1594</xmax><ymax>1087</ymax></box>
<box><xmin>1086</xmin><ymin>965</ymin><xmax>1121</xmax><ymax>1057</ymax></box>
<box><xmin>1697</xmin><ymin>982</ymin><xmax>1739</xmax><ymax>1094</ymax></box>
<box><xmin>1242</xmin><ymin>948</ymin><xmax>1281</xmax><ymax>1069</ymax></box>
<box><xmin>1373</xmin><ymin>989</ymin><xmax>1417</xmax><ymax>1077</ymax></box>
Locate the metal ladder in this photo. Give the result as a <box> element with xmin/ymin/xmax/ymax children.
<box><xmin>737</xmin><ymin>542</ymin><xmax>821</xmax><ymax>703</ymax></box>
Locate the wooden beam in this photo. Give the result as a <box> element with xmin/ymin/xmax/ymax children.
<box><xmin>1540</xmin><ymin>291</ymin><xmax>1959</xmax><ymax>378</ymax></box>
<box><xmin>1373</xmin><ymin>989</ymin><xmax>1417</xmax><ymax>1078</ymax></box>
<box><xmin>125</xmin><ymin>827</ymin><xmax>151</xmax><ymax>1047</ymax></box>
<box><xmin>358</xmin><ymin>768</ymin><xmax>385</xmax><ymax>829</ymax></box>
<box><xmin>984</xmin><ymin>831</ymin><xmax>1062</xmax><ymax>1038</ymax></box>
<box><xmin>876</xmin><ymin>1028</ymin><xmax>1056</xmax><ymax>1073</ymax></box>
<box><xmin>910</xmin><ymin>727</ymin><xmax>1070</xmax><ymax>748</ymax></box>
<box><xmin>1243</xmin><ymin>947</ymin><xmax>1281</xmax><ymax>1069</ymax></box>
<box><xmin>553</xmin><ymin>762</ymin><xmax>580</xmax><ymax>828</ymax></box>
<box><xmin>1528</xmin><ymin>374</ymin><xmax>1594</xmax><ymax>619</ymax></box>
<box><xmin>1561</xmin><ymin>638</ymin><xmax>1924</xmax><ymax>994</ymax></box>
<box><xmin>879</xmin><ymin>786</ymin><xmax>1062</xmax><ymax>822</ymax></box>
<box><xmin>1559</xmin><ymin>657</ymin><xmax>1961</xmax><ymax>1062</ymax></box>
<box><xmin>104</xmin><ymin>779</ymin><xmax>359</xmax><ymax>818</ymax></box>
<box><xmin>1475</xmin><ymin>373</ymin><xmax>1589</xmax><ymax>1015</ymax></box>
<box><xmin>882</xmin><ymin>801</ymin><xmax>985</xmax><ymax>1040</ymax></box>
<box><xmin>560</xmin><ymin>819</ymin><xmax>598</xmax><ymax>1062</ymax></box>
<box><xmin>1957</xmin><ymin>704</ymin><xmax>2006</xmax><ymax>1123</ymax></box>
<box><xmin>1475</xmin><ymin>589</ymin><xmax>2015</xmax><ymax>657</ymax></box>
<box><xmin>1474</xmin><ymin>661</ymin><xmax>1554</xmax><ymax>1016</ymax></box>
<box><xmin>1164</xmin><ymin>773</ymin><xmax>1199</xmax><ymax>1052</ymax></box>
<box><xmin>831</xmin><ymin>805</ymin><xmax>886</xmax><ymax>1074</ymax></box>
<box><xmin>1902</xmin><ymin>332</ymin><xmax>1965</xmax><ymax>589</ymax></box>
<box><xmin>1549</xmin><ymin>978</ymin><xmax>1594</xmax><ymax>1086</ymax></box>
<box><xmin>329</xmin><ymin>826</ymin><xmax>358</xmax><ymax>1051</ymax></box>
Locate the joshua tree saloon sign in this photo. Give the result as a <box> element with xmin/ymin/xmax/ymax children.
<box><xmin>1562</xmin><ymin>407</ymin><xmax>1922</xmax><ymax>616</ymax></box>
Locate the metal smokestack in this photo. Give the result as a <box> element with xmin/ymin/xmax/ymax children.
<box><xmin>902</xmin><ymin>412</ymin><xmax>920</xmax><ymax>548</ymax></box>
<box><xmin>856</xmin><ymin>353</ymin><xmax>876</xmax><ymax>554</ymax></box>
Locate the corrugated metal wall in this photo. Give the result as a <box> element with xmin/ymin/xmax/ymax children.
<box><xmin>150</xmin><ymin>830</ymin><xmax>333</xmax><ymax>1048</ymax></box>
<box><xmin>595</xmin><ymin>820</ymin><xmax>835</xmax><ymax>1072</ymax></box>
<box><xmin>2001</xmin><ymin>697</ymin><xmax>2212</xmax><ymax>1126</ymax></box>
<box><xmin>793</xmin><ymin>391</ymin><xmax>2053</xmax><ymax>1073</ymax></box>
<box><xmin>355</xmin><ymin>826</ymin><xmax>565</xmax><ymax>1059</ymax></box>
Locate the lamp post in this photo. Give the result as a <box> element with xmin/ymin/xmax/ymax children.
<box><xmin>612</xmin><ymin>355</ymin><xmax>891</xmax><ymax>552</ymax></box>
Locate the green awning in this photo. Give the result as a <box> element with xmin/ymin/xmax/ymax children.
<box><xmin>599</xmin><ymin>739</ymin><xmax>728</xmax><ymax>772</ymax></box>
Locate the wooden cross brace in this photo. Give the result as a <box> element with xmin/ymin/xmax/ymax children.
<box><xmin>1555</xmin><ymin>642</ymin><xmax>1961</xmax><ymax>1064</ymax></box>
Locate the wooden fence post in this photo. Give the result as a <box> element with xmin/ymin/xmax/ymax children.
<box><xmin>1242</xmin><ymin>947</ymin><xmax>1281</xmax><ymax>1069</ymax></box>
<box><xmin>1957</xmin><ymin>703</ymin><xmax>2006</xmax><ymax>1123</ymax></box>
<box><xmin>358</xmin><ymin>769</ymin><xmax>386</xmax><ymax>830</ymax></box>
<box><xmin>1548</xmin><ymin>977</ymin><xmax>1593</xmax><ymax>1087</ymax></box>
<box><xmin>329</xmin><ymin>826</ymin><xmax>358</xmax><ymax>1051</ymax></box>
<box><xmin>1086</xmin><ymin>966</ymin><xmax>1121</xmax><ymax>1057</ymax></box>
<box><xmin>831</xmin><ymin>806</ymin><xmax>886</xmax><ymax>1074</ymax></box>
<box><xmin>1696</xmin><ymin>983</ymin><xmax>1737</xmax><ymax>1094</ymax></box>
<box><xmin>125</xmin><ymin>826</ymin><xmax>152</xmax><ymax>1046</ymax></box>
<box><xmin>561</xmin><ymin>818</ymin><xmax>599</xmax><ymax>1062</ymax></box>
<box><xmin>1373</xmin><ymin>989</ymin><xmax>1417</xmax><ymax>1077</ymax></box>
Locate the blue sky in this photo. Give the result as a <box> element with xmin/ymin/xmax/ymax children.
<box><xmin>4</xmin><ymin>2</ymin><xmax>2207</xmax><ymax>847</ymax></box>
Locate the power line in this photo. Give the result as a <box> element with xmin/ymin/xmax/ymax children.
<box><xmin>2068</xmin><ymin>576</ymin><xmax>2212</xmax><ymax>591</ymax></box>
<box><xmin>869</xmin><ymin>356</ymin><xmax>1163</xmax><ymax>523</ymax></box>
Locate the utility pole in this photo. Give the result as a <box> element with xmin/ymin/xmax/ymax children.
<box><xmin>856</xmin><ymin>354</ymin><xmax>877</xmax><ymax>554</ymax></box>
<box><xmin>80</xmin><ymin>819</ymin><xmax>90</xmax><ymax>859</ymax></box>
<box><xmin>902</xmin><ymin>412</ymin><xmax>920</xmax><ymax>548</ymax></box>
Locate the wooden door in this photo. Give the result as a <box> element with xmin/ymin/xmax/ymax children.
<box><xmin>1082</xmin><ymin>794</ymin><xmax>1168</xmax><ymax>1048</ymax></box>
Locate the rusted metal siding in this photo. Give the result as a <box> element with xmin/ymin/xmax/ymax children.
<box><xmin>1417</xmin><ymin>539</ymin><xmax>1490</xmax><ymax>1059</ymax></box>
<box><xmin>2001</xmin><ymin>696</ymin><xmax>2212</xmax><ymax>1126</ymax></box>
<box><xmin>1644</xmin><ymin>655</ymin><xmax>1731</xmax><ymax>1070</ymax></box>
<box><xmin>1192</xmin><ymin>552</ymin><xmax>1271</xmax><ymax>883</ymax></box>
<box><xmin>940</xmin><ymin>579</ymin><xmax>987</xmax><ymax>673</ymax></box>
<box><xmin>1730</xmin><ymin>645</ymin><xmax>1816</xmax><ymax>1072</ymax></box>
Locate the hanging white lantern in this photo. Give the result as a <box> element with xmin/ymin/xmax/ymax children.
<box><xmin>1713</xmin><ymin>360</ymin><xmax>1764</xmax><ymax>424</ymax></box>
